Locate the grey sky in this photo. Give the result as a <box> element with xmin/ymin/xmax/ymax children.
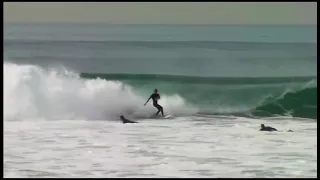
<box><xmin>4</xmin><ymin>2</ymin><xmax>317</xmax><ymax>24</ymax></box>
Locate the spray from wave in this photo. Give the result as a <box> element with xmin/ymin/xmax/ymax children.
<box><xmin>4</xmin><ymin>63</ymin><xmax>197</xmax><ymax>121</ymax></box>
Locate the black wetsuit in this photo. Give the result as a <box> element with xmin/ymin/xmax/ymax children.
<box><xmin>260</xmin><ymin>126</ymin><xmax>277</xmax><ymax>132</ymax></box>
<box><xmin>150</xmin><ymin>93</ymin><xmax>164</xmax><ymax>116</ymax></box>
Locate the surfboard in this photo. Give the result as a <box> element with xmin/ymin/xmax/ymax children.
<box><xmin>149</xmin><ymin>114</ymin><xmax>173</xmax><ymax>119</ymax></box>
<box><xmin>164</xmin><ymin>114</ymin><xmax>172</xmax><ymax>119</ymax></box>
<box><xmin>157</xmin><ymin>114</ymin><xmax>172</xmax><ymax>119</ymax></box>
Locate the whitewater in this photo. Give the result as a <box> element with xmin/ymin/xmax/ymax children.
<box><xmin>4</xmin><ymin>63</ymin><xmax>196</xmax><ymax>121</ymax></box>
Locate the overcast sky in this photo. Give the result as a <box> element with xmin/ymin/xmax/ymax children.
<box><xmin>4</xmin><ymin>2</ymin><xmax>317</xmax><ymax>24</ymax></box>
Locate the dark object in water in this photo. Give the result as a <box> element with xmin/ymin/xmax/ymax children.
<box><xmin>260</xmin><ymin>124</ymin><xmax>277</xmax><ymax>132</ymax></box>
<box><xmin>120</xmin><ymin>115</ymin><xmax>138</xmax><ymax>124</ymax></box>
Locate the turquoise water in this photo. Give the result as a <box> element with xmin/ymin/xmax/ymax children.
<box><xmin>3</xmin><ymin>24</ymin><xmax>317</xmax><ymax>119</ymax></box>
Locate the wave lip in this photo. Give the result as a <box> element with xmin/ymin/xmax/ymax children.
<box><xmin>252</xmin><ymin>86</ymin><xmax>317</xmax><ymax>119</ymax></box>
<box><xmin>81</xmin><ymin>73</ymin><xmax>316</xmax><ymax>85</ymax></box>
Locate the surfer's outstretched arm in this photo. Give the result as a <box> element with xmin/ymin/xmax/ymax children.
<box><xmin>144</xmin><ymin>96</ymin><xmax>151</xmax><ymax>106</ymax></box>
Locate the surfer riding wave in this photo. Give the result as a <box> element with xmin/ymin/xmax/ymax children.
<box><xmin>144</xmin><ymin>88</ymin><xmax>164</xmax><ymax>116</ymax></box>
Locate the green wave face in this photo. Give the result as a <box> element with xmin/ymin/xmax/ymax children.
<box><xmin>81</xmin><ymin>73</ymin><xmax>317</xmax><ymax>119</ymax></box>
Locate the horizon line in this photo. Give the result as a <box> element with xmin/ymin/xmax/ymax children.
<box><xmin>4</xmin><ymin>22</ymin><xmax>317</xmax><ymax>26</ymax></box>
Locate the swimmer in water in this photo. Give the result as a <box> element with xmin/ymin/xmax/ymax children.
<box><xmin>120</xmin><ymin>115</ymin><xmax>137</xmax><ymax>124</ymax></box>
<box><xmin>260</xmin><ymin>124</ymin><xmax>278</xmax><ymax>132</ymax></box>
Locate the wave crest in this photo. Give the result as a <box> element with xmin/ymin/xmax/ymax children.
<box><xmin>4</xmin><ymin>63</ymin><xmax>197</xmax><ymax>121</ymax></box>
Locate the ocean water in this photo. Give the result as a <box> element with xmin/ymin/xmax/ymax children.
<box><xmin>3</xmin><ymin>24</ymin><xmax>317</xmax><ymax>178</ymax></box>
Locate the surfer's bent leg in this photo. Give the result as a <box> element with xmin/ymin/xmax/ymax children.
<box><xmin>159</xmin><ymin>105</ymin><xmax>164</xmax><ymax>116</ymax></box>
<box><xmin>153</xmin><ymin>104</ymin><xmax>163</xmax><ymax>116</ymax></box>
<box><xmin>155</xmin><ymin>104</ymin><xmax>164</xmax><ymax>116</ymax></box>
<box><xmin>155</xmin><ymin>104</ymin><xmax>160</xmax><ymax>116</ymax></box>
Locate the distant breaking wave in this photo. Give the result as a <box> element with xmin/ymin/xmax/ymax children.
<box><xmin>4</xmin><ymin>39</ymin><xmax>316</xmax><ymax>50</ymax></box>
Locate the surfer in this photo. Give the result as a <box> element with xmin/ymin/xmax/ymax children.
<box><xmin>120</xmin><ymin>115</ymin><xmax>137</xmax><ymax>124</ymax></box>
<box><xmin>260</xmin><ymin>124</ymin><xmax>277</xmax><ymax>132</ymax></box>
<box><xmin>144</xmin><ymin>88</ymin><xmax>164</xmax><ymax>116</ymax></box>
<box><xmin>259</xmin><ymin>124</ymin><xmax>294</xmax><ymax>132</ymax></box>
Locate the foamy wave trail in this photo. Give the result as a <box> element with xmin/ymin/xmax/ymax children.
<box><xmin>4</xmin><ymin>63</ymin><xmax>197</xmax><ymax>121</ymax></box>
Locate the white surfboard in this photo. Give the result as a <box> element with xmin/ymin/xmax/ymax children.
<box><xmin>164</xmin><ymin>114</ymin><xmax>172</xmax><ymax>119</ymax></box>
<box><xmin>150</xmin><ymin>114</ymin><xmax>173</xmax><ymax>119</ymax></box>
